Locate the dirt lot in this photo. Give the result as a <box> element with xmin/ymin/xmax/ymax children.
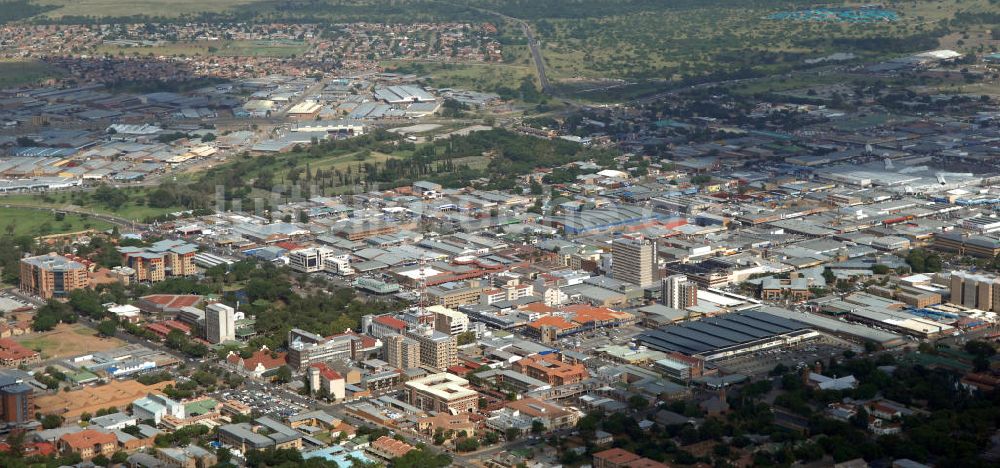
<box><xmin>15</xmin><ymin>323</ymin><xmax>124</xmax><ymax>360</ymax></box>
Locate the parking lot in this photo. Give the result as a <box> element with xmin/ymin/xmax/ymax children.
<box><xmin>713</xmin><ymin>334</ymin><xmax>860</xmax><ymax>376</ymax></box>
<box><xmin>217</xmin><ymin>386</ymin><xmax>312</xmax><ymax>420</ymax></box>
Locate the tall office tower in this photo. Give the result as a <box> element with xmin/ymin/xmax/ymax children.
<box><xmin>206</xmin><ymin>303</ymin><xmax>236</xmax><ymax>344</ymax></box>
<box><xmin>612</xmin><ymin>236</ymin><xmax>658</xmax><ymax>287</ymax></box>
<box><xmin>662</xmin><ymin>274</ymin><xmax>698</xmax><ymax>309</ymax></box>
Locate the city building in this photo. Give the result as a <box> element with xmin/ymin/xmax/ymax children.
<box><xmin>0</xmin><ymin>373</ymin><xmax>34</xmax><ymax>424</ymax></box>
<box><xmin>612</xmin><ymin>236</ymin><xmax>658</xmax><ymax>287</ymax></box>
<box><xmin>307</xmin><ymin>363</ymin><xmax>346</xmax><ymax>400</ymax></box>
<box><xmin>949</xmin><ymin>271</ymin><xmax>1000</xmax><ymax>311</ymax></box>
<box><xmin>58</xmin><ymin>430</ymin><xmax>117</xmax><ymax>460</ymax></box>
<box><xmin>384</xmin><ymin>334</ymin><xmax>420</xmax><ymax>370</ymax></box>
<box><xmin>592</xmin><ymin>448</ymin><xmax>669</xmax><ymax>468</ymax></box>
<box><xmin>119</xmin><ymin>240</ymin><xmax>198</xmax><ymax>283</ymax></box>
<box><xmin>19</xmin><ymin>253</ymin><xmax>88</xmax><ymax>299</ymax></box>
<box><xmin>218</xmin><ymin>418</ymin><xmax>302</xmax><ymax>452</ymax></box>
<box><xmin>405</xmin><ymin>326</ymin><xmax>457</xmax><ymax>370</ymax></box>
<box><xmin>405</xmin><ymin>373</ymin><xmax>478</xmax><ymax>414</ymax></box>
<box><xmin>286</xmin><ymin>329</ymin><xmax>354</xmax><ymax>370</ymax></box>
<box><xmin>288</xmin><ymin>247</ymin><xmax>353</xmax><ymax>274</ymax></box>
<box><xmin>512</xmin><ymin>353</ymin><xmax>589</xmax><ymax>386</ymax></box>
<box><xmin>225</xmin><ymin>347</ymin><xmax>288</xmax><ymax>379</ymax></box>
<box><xmin>427</xmin><ymin>305</ymin><xmax>469</xmax><ymax>336</ymax></box>
<box><xmin>661</xmin><ymin>274</ymin><xmax>698</xmax><ymax>309</ymax></box>
<box><xmin>366</xmin><ymin>314</ymin><xmax>408</xmax><ymax>339</ymax></box>
<box><xmin>132</xmin><ymin>394</ymin><xmax>184</xmax><ymax>424</ymax></box>
<box><xmin>205</xmin><ymin>303</ymin><xmax>236</xmax><ymax>344</ymax></box>
<box><xmin>426</xmin><ymin>280</ymin><xmax>484</xmax><ymax>308</ymax></box>
<box><xmin>0</xmin><ymin>338</ymin><xmax>40</xmax><ymax>367</ymax></box>
<box><xmin>366</xmin><ymin>435</ymin><xmax>415</xmax><ymax>461</ymax></box>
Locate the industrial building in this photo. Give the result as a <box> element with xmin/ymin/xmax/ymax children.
<box><xmin>373</xmin><ymin>85</ymin><xmax>436</xmax><ymax>104</ymax></box>
<box><xmin>637</xmin><ymin>310</ymin><xmax>820</xmax><ymax>361</ymax></box>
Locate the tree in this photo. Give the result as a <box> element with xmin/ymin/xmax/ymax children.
<box><xmin>627</xmin><ymin>395</ymin><xmax>649</xmax><ymax>411</ymax></box>
<box><xmin>531</xmin><ymin>420</ymin><xmax>546</xmax><ymax>435</ymax></box>
<box><xmin>456</xmin><ymin>331</ymin><xmax>476</xmax><ymax>346</ymax></box>
<box><xmin>97</xmin><ymin>319</ymin><xmax>117</xmax><ymax>337</ymax></box>
<box><xmin>40</xmin><ymin>414</ymin><xmax>63</xmax><ymax>429</ymax></box>
<box><xmin>274</xmin><ymin>366</ymin><xmax>293</xmax><ymax>384</ymax></box>
<box><xmin>92</xmin><ymin>454</ymin><xmax>110</xmax><ymax>467</ymax></box>
<box><xmin>392</xmin><ymin>448</ymin><xmax>451</xmax><ymax>468</ymax></box>
<box><xmin>455</xmin><ymin>437</ymin><xmax>480</xmax><ymax>452</ymax></box>
<box><xmin>111</xmin><ymin>451</ymin><xmax>128</xmax><ymax>464</ymax></box>
<box><xmin>505</xmin><ymin>427</ymin><xmax>521</xmax><ymax>441</ymax></box>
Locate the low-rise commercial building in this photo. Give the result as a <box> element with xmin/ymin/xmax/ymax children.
<box><xmin>405</xmin><ymin>373</ymin><xmax>478</xmax><ymax>414</ymax></box>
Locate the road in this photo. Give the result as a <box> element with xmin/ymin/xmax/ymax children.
<box><xmin>453</xmin><ymin>3</ymin><xmax>553</xmax><ymax>96</ymax></box>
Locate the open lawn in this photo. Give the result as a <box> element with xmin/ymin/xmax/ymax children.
<box><xmin>0</xmin><ymin>207</ymin><xmax>111</xmax><ymax>237</ymax></box>
<box><xmin>95</xmin><ymin>39</ymin><xmax>308</xmax><ymax>58</ymax></box>
<box><xmin>15</xmin><ymin>323</ymin><xmax>124</xmax><ymax>360</ymax></box>
<box><xmin>0</xmin><ymin>60</ymin><xmax>62</xmax><ymax>88</ymax></box>
<box><xmin>35</xmin><ymin>0</ymin><xmax>262</xmax><ymax>18</ymax></box>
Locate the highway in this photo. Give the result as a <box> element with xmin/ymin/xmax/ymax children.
<box><xmin>451</xmin><ymin>3</ymin><xmax>553</xmax><ymax>96</ymax></box>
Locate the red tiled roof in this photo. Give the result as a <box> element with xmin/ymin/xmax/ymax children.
<box><xmin>373</xmin><ymin>315</ymin><xmax>407</xmax><ymax>330</ymax></box>
<box><xmin>60</xmin><ymin>430</ymin><xmax>116</xmax><ymax>450</ymax></box>
<box><xmin>527</xmin><ymin>316</ymin><xmax>576</xmax><ymax>330</ymax></box>
<box><xmin>593</xmin><ymin>448</ymin><xmax>641</xmax><ymax>465</ymax></box>
<box><xmin>228</xmin><ymin>348</ymin><xmax>287</xmax><ymax>372</ymax></box>
<box><xmin>371</xmin><ymin>435</ymin><xmax>414</xmax><ymax>458</ymax></box>
<box><xmin>0</xmin><ymin>338</ymin><xmax>38</xmax><ymax>361</ymax></box>
<box><xmin>309</xmin><ymin>362</ymin><xmax>343</xmax><ymax>380</ymax></box>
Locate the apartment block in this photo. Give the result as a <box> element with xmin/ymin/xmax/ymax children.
<box><xmin>19</xmin><ymin>253</ymin><xmax>88</xmax><ymax>299</ymax></box>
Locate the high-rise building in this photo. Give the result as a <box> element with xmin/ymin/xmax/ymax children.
<box><xmin>286</xmin><ymin>329</ymin><xmax>353</xmax><ymax>370</ymax></box>
<box><xmin>384</xmin><ymin>334</ymin><xmax>420</xmax><ymax>370</ymax></box>
<box><xmin>661</xmin><ymin>274</ymin><xmax>698</xmax><ymax>309</ymax></box>
<box><xmin>19</xmin><ymin>253</ymin><xmax>88</xmax><ymax>299</ymax></box>
<box><xmin>205</xmin><ymin>303</ymin><xmax>236</xmax><ymax>344</ymax></box>
<box><xmin>0</xmin><ymin>373</ymin><xmax>34</xmax><ymax>424</ymax></box>
<box><xmin>119</xmin><ymin>240</ymin><xmax>198</xmax><ymax>283</ymax></box>
<box><xmin>427</xmin><ymin>305</ymin><xmax>469</xmax><ymax>336</ymax></box>
<box><xmin>949</xmin><ymin>271</ymin><xmax>1000</xmax><ymax>311</ymax></box>
<box><xmin>612</xmin><ymin>236</ymin><xmax>658</xmax><ymax>287</ymax></box>
<box><xmin>405</xmin><ymin>325</ymin><xmax>457</xmax><ymax>370</ymax></box>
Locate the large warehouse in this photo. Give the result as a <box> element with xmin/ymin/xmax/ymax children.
<box><xmin>637</xmin><ymin>310</ymin><xmax>820</xmax><ymax>361</ymax></box>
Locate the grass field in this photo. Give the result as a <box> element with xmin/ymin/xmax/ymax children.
<box><xmin>1</xmin><ymin>188</ymin><xmax>188</xmax><ymax>223</ymax></box>
<box><xmin>35</xmin><ymin>0</ymin><xmax>262</xmax><ymax>18</ymax></box>
<box><xmin>383</xmin><ymin>59</ymin><xmax>536</xmax><ymax>94</ymax></box>
<box><xmin>95</xmin><ymin>39</ymin><xmax>308</xmax><ymax>58</ymax></box>
<box><xmin>16</xmin><ymin>323</ymin><xmax>124</xmax><ymax>359</ymax></box>
<box><xmin>0</xmin><ymin>60</ymin><xmax>62</xmax><ymax>88</ymax></box>
<box><xmin>0</xmin><ymin>207</ymin><xmax>112</xmax><ymax>237</ymax></box>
